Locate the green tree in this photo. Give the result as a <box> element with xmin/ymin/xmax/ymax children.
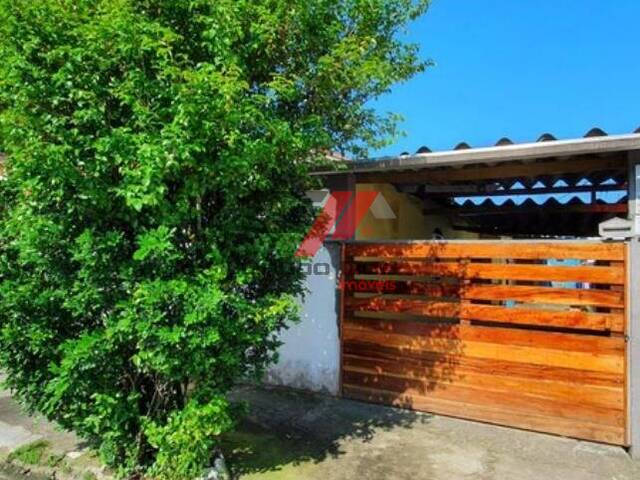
<box><xmin>0</xmin><ymin>0</ymin><xmax>429</xmax><ymax>477</ymax></box>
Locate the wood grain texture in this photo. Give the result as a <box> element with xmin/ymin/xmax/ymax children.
<box><xmin>353</xmin><ymin>261</ymin><xmax>625</xmax><ymax>284</ymax></box>
<box><xmin>460</xmin><ymin>284</ymin><xmax>624</xmax><ymax>308</ymax></box>
<box><xmin>342</xmin><ymin>324</ymin><xmax>623</xmax><ymax>373</ymax></box>
<box><xmin>346</xmin><ymin>297</ymin><xmax>624</xmax><ymax>332</ymax></box>
<box><xmin>343</xmin><ymin>385</ymin><xmax>625</xmax><ymax>445</ymax></box>
<box><xmin>343</xmin><ymin>355</ymin><xmax>623</xmax><ymax>408</ymax></box>
<box><xmin>342</xmin><ymin>370</ymin><xmax>624</xmax><ymax>427</ymax></box>
<box><xmin>351</xmin><ymin>283</ymin><xmax>624</xmax><ymax>309</ymax></box>
<box><xmin>347</xmin><ymin>241</ymin><xmax>626</xmax><ymax>261</ymax></box>
<box><xmin>343</xmin><ymin>341</ymin><xmax>623</xmax><ymax>388</ymax></box>
<box><xmin>344</xmin><ymin>317</ymin><xmax>625</xmax><ymax>353</ymax></box>
<box><xmin>342</xmin><ymin>319</ymin><xmax>627</xmax><ymax>444</ymax></box>
<box><xmin>340</xmin><ymin>240</ymin><xmax>629</xmax><ymax>445</ymax></box>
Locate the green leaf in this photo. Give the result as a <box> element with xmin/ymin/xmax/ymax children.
<box><xmin>0</xmin><ymin>0</ymin><xmax>428</xmax><ymax>476</ymax></box>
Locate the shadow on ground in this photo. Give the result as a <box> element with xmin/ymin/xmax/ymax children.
<box><xmin>224</xmin><ymin>385</ymin><xmax>430</xmax><ymax>479</ymax></box>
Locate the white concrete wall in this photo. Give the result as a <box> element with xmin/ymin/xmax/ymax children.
<box><xmin>265</xmin><ymin>243</ymin><xmax>341</xmax><ymax>395</ymax></box>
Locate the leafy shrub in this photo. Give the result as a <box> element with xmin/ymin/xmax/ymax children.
<box><xmin>0</xmin><ymin>0</ymin><xmax>428</xmax><ymax>476</ymax></box>
<box><xmin>144</xmin><ymin>397</ymin><xmax>235</xmax><ymax>479</ymax></box>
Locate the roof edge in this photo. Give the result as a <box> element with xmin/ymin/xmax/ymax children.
<box><xmin>316</xmin><ymin>133</ymin><xmax>640</xmax><ymax>175</ymax></box>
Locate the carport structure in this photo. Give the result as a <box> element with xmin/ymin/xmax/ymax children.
<box><xmin>316</xmin><ymin>128</ymin><xmax>640</xmax><ymax>455</ymax></box>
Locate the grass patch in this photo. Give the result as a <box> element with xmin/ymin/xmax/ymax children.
<box><xmin>7</xmin><ymin>439</ymin><xmax>50</xmax><ymax>465</ymax></box>
<box><xmin>222</xmin><ymin>420</ymin><xmax>322</xmax><ymax>479</ymax></box>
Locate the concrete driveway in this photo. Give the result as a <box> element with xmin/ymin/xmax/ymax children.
<box><xmin>1</xmin><ymin>381</ymin><xmax>639</xmax><ymax>479</ymax></box>
<box><xmin>0</xmin><ymin>388</ymin><xmax>79</xmax><ymax>455</ymax></box>
<box><xmin>226</xmin><ymin>386</ymin><xmax>640</xmax><ymax>480</ymax></box>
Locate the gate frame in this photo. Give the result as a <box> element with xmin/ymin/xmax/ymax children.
<box><xmin>339</xmin><ymin>238</ymin><xmax>629</xmax><ymax>445</ymax></box>
<box><xmin>627</xmin><ymin>151</ymin><xmax>640</xmax><ymax>458</ymax></box>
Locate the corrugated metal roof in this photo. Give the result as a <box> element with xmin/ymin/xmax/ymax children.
<box><xmin>406</xmin><ymin>127</ymin><xmax>629</xmax><ymax>159</ymax></box>
<box><xmin>457</xmin><ymin>194</ymin><xmax>627</xmax><ymax>210</ymax></box>
<box><xmin>317</xmin><ymin>127</ymin><xmax>640</xmax><ymax>175</ymax></box>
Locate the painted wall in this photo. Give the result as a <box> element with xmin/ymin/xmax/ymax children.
<box><xmin>265</xmin><ymin>243</ymin><xmax>341</xmax><ymax>395</ymax></box>
<box><xmin>356</xmin><ymin>183</ymin><xmax>477</xmax><ymax>240</ymax></box>
<box><xmin>265</xmin><ymin>183</ymin><xmax>478</xmax><ymax>396</ymax></box>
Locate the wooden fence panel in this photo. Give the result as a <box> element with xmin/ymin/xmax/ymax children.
<box><xmin>340</xmin><ymin>241</ymin><xmax>628</xmax><ymax>445</ymax></box>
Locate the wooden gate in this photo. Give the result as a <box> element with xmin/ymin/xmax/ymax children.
<box><xmin>340</xmin><ymin>241</ymin><xmax>628</xmax><ymax>445</ymax></box>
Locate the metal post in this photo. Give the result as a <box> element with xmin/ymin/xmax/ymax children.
<box><xmin>627</xmin><ymin>150</ymin><xmax>640</xmax><ymax>457</ymax></box>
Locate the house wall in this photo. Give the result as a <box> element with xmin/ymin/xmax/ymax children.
<box><xmin>265</xmin><ymin>243</ymin><xmax>341</xmax><ymax>395</ymax></box>
<box><xmin>264</xmin><ymin>183</ymin><xmax>477</xmax><ymax>396</ymax></box>
<box><xmin>355</xmin><ymin>183</ymin><xmax>478</xmax><ymax>240</ymax></box>
<box><xmin>355</xmin><ymin>183</ymin><xmax>430</xmax><ymax>239</ymax></box>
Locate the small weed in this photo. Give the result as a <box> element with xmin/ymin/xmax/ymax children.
<box><xmin>46</xmin><ymin>452</ymin><xmax>65</xmax><ymax>467</ymax></box>
<box><xmin>7</xmin><ymin>440</ymin><xmax>50</xmax><ymax>465</ymax></box>
<box><xmin>81</xmin><ymin>471</ymin><xmax>98</xmax><ymax>480</ymax></box>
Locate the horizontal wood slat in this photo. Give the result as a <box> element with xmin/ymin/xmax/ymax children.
<box><xmin>343</xmin><ymin>339</ymin><xmax>623</xmax><ymax>388</ymax></box>
<box><xmin>342</xmin><ymin>355</ymin><xmax>623</xmax><ymax>408</ymax></box>
<box><xmin>461</xmin><ymin>284</ymin><xmax>624</xmax><ymax>308</ymax></box>
<box><xmin>342</xmin><ymin>325</ymin><xmax>623</xmax><ymax>373</ymax></box>
<box><xmin>346</xmin><ymin>297</ymin><xmax>625</xmax><ymax>333</ymax></box>
<box><xmin>347</xmin><ymin>241</ymin><xmax>625</xmax><ymax>261</ymax></box>
<box><xmin>353</xmin><ymin>262</ymin><xmax>625</xmax><ymax>285</ymax></box>
<box><xmin>344</xmin><ymin>317</ymin><xmax>625</xmax><ymax>354</ymax></box>
<box><xmin>343</xmin><ymin>386</ymin><xmax>625</xmax><ymax>445</ymax></box>
<box><xmin>349</xmin><ymin>283</ymin><xmax>624</xmax><ymax>309</ymax></box>
<box><xmin>342</xmin><ymin>320</ymin><xmax>626</xmax><ymax>444</ymax></box>
<box><xmin>342</xmin><ymin>370</ymin><xmax>624</xmax><ymax>427</ymax></box>
<box><xmin>340</xmin><ymin>240</ymin><xmax>629</xmax><ymax>446</ymax></box>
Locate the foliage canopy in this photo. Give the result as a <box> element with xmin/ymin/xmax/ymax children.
<box><xmin>0</xmin><ymin>0</ymin><xmax>429</xmax><ymax>477</ymax></box>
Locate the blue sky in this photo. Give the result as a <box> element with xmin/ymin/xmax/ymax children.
<box><xmin>371</xmin><ymin>0</ymin><xmax>640</xmax><ymax>159</ymax></box>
